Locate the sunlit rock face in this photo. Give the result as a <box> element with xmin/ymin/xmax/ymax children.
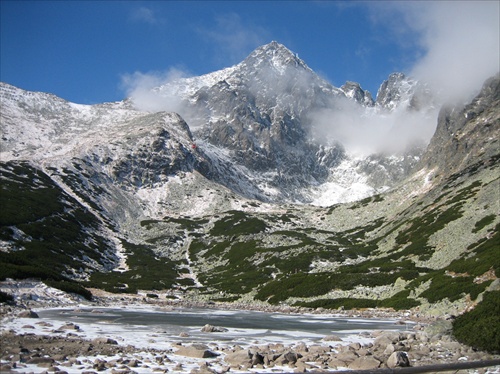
<box><xmin>419</xmin><ymin>74</ymin><xmax>500</xmax><ymax>179</ymax></box>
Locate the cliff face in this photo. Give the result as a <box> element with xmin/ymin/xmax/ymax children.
<box><xmin>420</xmin><ymin>74</ymin><xmax>500</xmax><ymax>179</ymax></box>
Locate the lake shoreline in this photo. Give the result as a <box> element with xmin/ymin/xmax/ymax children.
<box><xmin>2</xmin><ymin>280</ymin><xmax>499</xmax><ymax>373</ymax></box>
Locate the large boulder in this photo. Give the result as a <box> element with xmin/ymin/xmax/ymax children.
<box><xmin>200</xmin><ymin>324</ymin><xmax>228</xmax><ymax>333</ymax></box>
<box><xmin>175</xmin><ymin>344</ymin><xmax>218</xmax><ymax>359</ymax></box>
<box><xmin>224</xmin><ymin>349</ymin><xmax>252</xmax><ymax>367</ymax></box>
<box><xmin>18</xmin><ymin>310</ymin><xmax>39</xmax><ymax>318</ymax></box>
<box><xmin>348</xmin><ymin>356</ymin><xmax>381</xmax><ymax>370</ymax></box>
<box><xmin>275</xmin><ymin>351</ymin><xmax>301</xmax><ymax>365</ymax></box>
<box><xmin>387</xmin><ymin>351</ymin><xmax>410</xmax><ymax>368</ymax></box>
<box><xmin>92</xmin><ymin>337</ymin><xmax>118</xmax><ymax>345</ymax></box>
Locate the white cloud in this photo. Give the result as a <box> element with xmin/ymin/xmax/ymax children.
<box><xmin>407</xmin><ymin>1</ymin><xmax>499</xmax><ymax>104</ymax></box>
<box><xmin>120</xmin><ymin>67</ymin><xmax>191</xmax><ymax>113</ymax></box>
<box><xmin>309</xmin><ymin>97</ymin><xmax>438</xmax><ymax>156</ymax></box>
<box><xmin>369</xmin><ymin>1</ymin><xmax>500</xmax><ymax>104</ymax></box>
<box><xmin>198</xmin><ymin>13</ymin><xmax>270</xmax><ymax>65</ymax></box>
<box><xmin>130</xmin><ymin>6</ymin><xmax>160</xmax><ymax>25</ymax></box>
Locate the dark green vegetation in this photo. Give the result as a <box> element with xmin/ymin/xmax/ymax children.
<box><xmin>0</xmin><ymin>290</ymin><xmax>14</xmax><ymax>304</ymax></box>
<box><xmin>0</xmin><ymin>161</ymin><xmax>114</xmax><ymax>300</ymax></box>
<box><xmin>453</xmin><ymin>291</ymin><xmax>500</xmax><ymax>353</ymax></box>
<box><xmin>84</xmin><ymin>241</ymin><xmax>189</xmax><ymax>294</ymax></box>
<box><xmin>1</xmin><ymin>156</ymin><xmax>498</xmax><ymax>313</ymax></box>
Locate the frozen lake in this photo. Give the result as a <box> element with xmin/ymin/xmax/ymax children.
<box><xmin>35</xmin><ymin>306</ymin><xmax>413</xmax><ymax>348</ymax></box>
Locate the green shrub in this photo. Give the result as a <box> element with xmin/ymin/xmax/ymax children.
<box><xmin>209</xmin><ymin>211</ymin><xmax>267</xmax><ymax>236</ymax></box>
<box><xmin>44</xmin><ymin>280</ymin><xmax>93</xmax><ymax>300</ymax></box>
<box><xmin>446</xmin><ymin>227</ymin><xmax>500</xmax><ymax>277</ymax></box>
<box><xmin>295</xmin><ymin>298</ymin><xmax>378</xmax><ymax>309</ymax></box>
<box><xmin>418</xmin><ymin>272</ymin><xmax>491</xmax><ymax>303</ymax></box>
<box><xmin>295</xmin><ymin>290</ymin><xmax>420</xmax><ymax>311</ymax></box>
<box><xmin>85</xmin><ymin>241</ymin><xmax>179</xmax><ymax>294</ymax></box>
<box><xmin>453</xmin><ymin>291</ymin><xmax>500</xmax><ymax>353</ymax></box>
<box><xmin>472</xmin><ymin>214</ymin><xmax>496</xmax><ymax>233</ymax></box>
<box><xmin>379</xmin><ymin>290</ymin><xmax>421</xmax><ymax>310</ymax></box>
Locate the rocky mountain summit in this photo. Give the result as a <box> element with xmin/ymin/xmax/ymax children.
<box><xmin>147</xmin><ymin>42</ymin><xmax>435</xmax><ymax>203</ymax></box>
<box><xmin>0</xmin><ymin>42</ymin><xmax>498</xmax><ymax>343</ymax></box>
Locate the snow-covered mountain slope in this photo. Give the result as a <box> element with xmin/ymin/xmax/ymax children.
<box><xmin>128</xmin><ymin>42</ymin><xmax>436</xmax><ymax>203</ymax></box>
<box><xmin>0</xmin><ymin>42</ymin><xmax>440</xmax><ymax>211</ymax></box>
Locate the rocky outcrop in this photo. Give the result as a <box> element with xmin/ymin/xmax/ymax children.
<box><xmin>17</xmin><ymin>310</ymin><xmax>39</xmax><ymax>318</ymax></box>
<box><xmin>154</xmin><ymin>42</ymin><xmax>350</xmax><ymax>201</ymax></box>
<box><xmin>420</xmin><ymin>74</ymin><xmax>500</xmax><ymax>179</ymax></box>
<box><xmin>387</xmin><ymin>351</ymin><xmax>410</xmax><ymax>368</ymax></box>
<box><xmin>200</xmin><ymin>324</ymin><xmax>228</xmax><ymax>333</ymax></box>
<box><xmin>341</xmin><ymin>81</ymin><xmax>374</xmax><ymax>106</ymax></box>
<box><xmin>376</xmin><ymin>72</ymin><xmax>434</xmax><ymax>112</ymax></box>
<box><xmin>174</xmin><ymin>344</ymin><xmax>219</xmax><ymax>358</ymax></box>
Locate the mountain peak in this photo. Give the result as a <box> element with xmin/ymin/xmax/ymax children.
<box><xmin>255</xmin><ymin>41</ymin><xmax>292</xmax><ymax>54</ymax></box>
<box><xmin>243</xmin><ymin>41</ymin><xmax>310</xmax><ymax>73</ymax></box>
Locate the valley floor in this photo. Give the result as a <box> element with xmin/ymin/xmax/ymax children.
<box><xmin>1</xmin><ymin>280</ymin><xmax>500</xmax><ymax>373</ymax></box>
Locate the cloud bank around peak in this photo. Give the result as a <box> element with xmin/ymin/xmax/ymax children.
<box><xmin>372</xmin><ymin>1</ymin><xmax>499</xmax><ymax>104</ymax></box>
<box><xmin>309</xmin><ymin>1</ymin><xmax>500</xmax><ymax>156</ymax></box>
<box><xmin>120</xmin><ymin>67</ymin><xmax>191</xmax><ymax>114</ymax></box>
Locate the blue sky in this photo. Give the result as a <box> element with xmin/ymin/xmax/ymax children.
<box><xmin>1</xmin><ymin>1</ymin><xmax>498</xmax><ymax>105</ymax></box>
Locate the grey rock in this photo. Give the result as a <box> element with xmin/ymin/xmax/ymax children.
<box><xmin>26</xmin><ymin>356</ymin><xmax>55</xmax><ymax>367</ymax></box>
<box><xmin>18</xmin><ymin>310</ymin><xmax>39</xmax><ymax>318</ymax></box>
<box><xmin>335</xmin><ymin>351</ymin><xmax>358</xmax><ymax>365</ymax></box>
<box><xmin>341</xmin><ymin>81</ymin><xmax>374</xmax><ymax>107</ymax></box>
<box><xmin>276</xmin><ymin>351</ymin><xmax>301</xmax><ymax>365</ymax></box>
<box><xmin>175</xmin><ymin>345</ymin><xmax>218</xmax><ymax>359</ymax></box>
<box><xmin>383</xmin><ymin>343</ymin><xmax>395</xmax><ymax>355</ymax></box>
<box><xmin>348</xmin><ymin>356</ymin><xmax>381</xmax><ymax>370</ymax></box>
<box><xmin>92</xmin><ymin>337</ymin><xmax>118</xmax><ymax>345</ymax></box>
<box><xmin>200</xmin><ymin>324</ymin><xmax>228</xmax><ymax>333</ymax></box>
<box><xmin>387</xmin><ymin>351</ymin><xmax>410</xmax><ymax>368</ymax></box>
<box><xmin>420</xmin><ymin>73</ymin><xmax>499</xmax><ymax>179</ymax></box>
<box><xmin>224</xmin><ymin>350</ymin><xmax>252</xmax><ymax>367</ymax></box>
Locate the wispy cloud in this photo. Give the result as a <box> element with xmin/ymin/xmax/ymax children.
<box><xmin>129</xmin><ymin>6</ymin><xmax>161</xmax><ymax>25</ymax></box>
<box><xmin>120</xmin><ymin>67</ymin><xmax>191</xmax><ymax>113</ymax></box>
<box><xmin>407</xmin><ymin>1</ymin><xmax>499</xmax><ymax>104</ymax></box>
<box><xmin>368</xmin><ymin>1</ymin><xmax>500</xmax><ymax>104</ymax></box>
<box><xmin>197</xmin><ymin>12</ymin><xmax>270</xmax><ymax>65</ymax></box>
<box><xmin>310</xmin><ymin>1</ymin><xmax>499</xmax><ymax>155</ymax></box>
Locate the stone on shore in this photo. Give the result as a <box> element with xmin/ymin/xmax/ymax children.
<box><xmin>174</xmin><ymin>344</ymin><xmax>219</xmax><ymax>359</ymax></box>
<box><xmin>348</xmin><ymin>356</ymin><xmax>381</xmax><ymax>370</ymax></box>
<box><xmin>200</xmin><ymin>324</ymin><xmax>228</xmax><ymax>333</ymax></box>
<box><xmin>93</xmin><ymin>337</ymin><xmax>118</xmax><ymax>345</ymax></box>
<box><xmin>224</xmin><ymin>349</ymin><xmax>252</xmax><ymax>367</ymax></box>
<box><xmin>387</xmin><ymin>351</ymin><xmax>410</xmax><ymax>368</ymax></box>
<box><xmin>18</xmin><ymin>310</ymin><xmax>39</xmax><ymax>318</ymax></box>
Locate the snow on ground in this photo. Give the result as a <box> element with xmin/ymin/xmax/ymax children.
<box><xmin>0</xmin><ymin>280</ymin><xmax>414</xmax><ymax>373</ymax></box>
<box><xmin>309</xmin><ymin>158</ymin><xmax>378</xmax><ymax>206</ymax></box>
<box><xmin>1</xmin><ymin>304</ymin><xmax>404</xmax><ymax>373</ymax></box>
